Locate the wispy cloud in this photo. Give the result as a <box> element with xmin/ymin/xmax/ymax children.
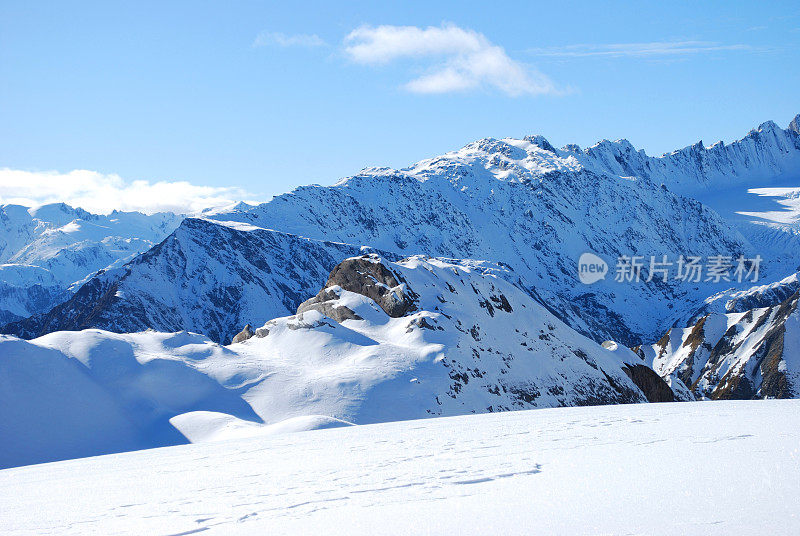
<box><xmin>253</xmin><ymin>32</ymin><xmax>327</xmax><ymax>48</ymax></box>
<box><xmin>0</xmin><ymin>168</ymin><xmax>254</xmax><ymax>215</ymax></box>
<box><xmin>343</xmin><ymin>23</ymin><xmax>558</xmax><ymax>97</ymax></box>
<box><xmin>528</xmin><ymin>40</ymin><xmax>754</xmax><ymax>58</ymax></box>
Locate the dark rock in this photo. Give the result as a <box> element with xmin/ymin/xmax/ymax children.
<box><xmin>296</xmin><ymin>289</ymin><xmax>363</xmax><ymax>323</ymax></box>
<box><xmin>322</xmin><ymin>255</ymin><xmax>418</xmax><ymax>318</ymax></box>
<box><xmin>621</xmin><ymin>363</ymin><xmax>676</xmax><ymax>403</ymax></box>
<box><xmin>231</xmin><ymin>324</ymin><xmax>254</xmax><ymax>344</ymax></box>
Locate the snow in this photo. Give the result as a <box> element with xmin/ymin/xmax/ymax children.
<box><xmin>0</xmin><ymin>255</ymin><xmax>652</xmax><ymax>469</ymax></box>
<box><xmin>1</xmin><ymin>399</ymin><xmax>798</xmax><ymax>535</ymax></box>
<box><xmin>1</xmin><ymin>117</ymin><xmax>799</xmax><ymax>534</ymax></box>
<box><xmin>739</xmin><ymin>186</ymin><xmax>800</xmax><ymax>225</ymax></box>
<box><xmin>170</xmin><ymin>412</ymin><xmax>354</xmax><ymax>443</ymax></box>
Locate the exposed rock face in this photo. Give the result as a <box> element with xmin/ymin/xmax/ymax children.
<box><xmin>231</xmin><ymin>324</ymin><xmax>254</xmax><ymax>344</ymax></box>
<box><xmin>621</xmin><ymin>363</ymin><xmax>676</xmax><ymax>403</ymax></box>
<box><xmin>296</xmin><ymin>289</ymin><xmax>363</xmax><ymax>324</ymax></box>
<box><xmin>294</xmin><ymin>255</ymin><xmax>419</xmax><ymax>323</ymax></box>
<box><xmin>642</xmin><ymin>291</ymin><xmax>800</xmax><ymax>400</ymax></box>
<box><xmin>602</xmin><ymin>340</ymin><xmax>689</xmax><ymax>402</ymax></box>
<box><xmin>323</xmin><ymin>255</ymin><xmax>418</xmax><ymax>318</ymax></box>
<box><xmin>789</xmin><ymin>113</ymin><xmax>800</xmax><ymax>135</ymax></box>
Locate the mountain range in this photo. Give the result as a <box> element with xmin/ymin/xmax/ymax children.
<box><xmin>2</xmin><ymin>115</ymin><xmax>800</xmax><ymax>467</ymax></box>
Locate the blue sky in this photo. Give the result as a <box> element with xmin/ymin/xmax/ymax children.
<box><xmin>1</xmin><ymin>1</ymin><xmax>799</xmax><ymax>212</ymax></box>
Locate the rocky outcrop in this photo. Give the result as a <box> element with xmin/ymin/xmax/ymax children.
<box><xmin>322</xmin><ymin>255</ymin><xmax>418</xmax><ymax>318</ymax></box>
<box><xmin>621</xmin><ymin>363</ymin><xmax>676</xmax><ymax>403</ymax></box>
<box><xmin>643</xmin><ymin>291</ymin><xmax>800</xmax><ymax>399</ymax></box>
<box><xmin>231</xmin><ymin>324</ymin><xmax>254</xmax><ymax>344</ymax></box>
<box><xmin>296</xmin><ymin>289</ymin><xmax>363</xmax><ymax>323</ymax></box>
<box><xmin>294</xmin><ymin>255</ymin><xmax>418</xmax><ymax>324</ymax></box>
<box><xmin>232</xmin><ymin>255</ymin><xmax>417</xmax><ymax>341</ymax></box>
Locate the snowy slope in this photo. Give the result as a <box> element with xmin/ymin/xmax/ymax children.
<box><xmin>641</xmin><ymin>290</ymin><xmax>800</xmax><ymax>399</ymax></box>
<box><xmin>1</xmin><ymin>399</ymin><xmax>798</xmax><ymax>536</ymax></box>
<box><xmin>0</xmin><ymin>254</ymin><xmax>673</xmax><ymax>469</ymax></box>
<box><xmin>0</xmin><ymin>203</ymin><xmax>181</xmax><ymax>321</ymax></box>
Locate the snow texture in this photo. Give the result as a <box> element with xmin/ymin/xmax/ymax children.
<box><xmin>1</xmin><ymin>399</ymin><xmax>797</xmax><ymax>535</ymax></box>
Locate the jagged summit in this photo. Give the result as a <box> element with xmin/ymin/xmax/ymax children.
<box><xmin>789</xmin><ymin>113</ymin><xmax>800</xmax><ymax>135</ymax></box>
<box><xmin>330</xmin><ymin>114</ymin><xmax>800</xmax><ymax>195</ymax></box>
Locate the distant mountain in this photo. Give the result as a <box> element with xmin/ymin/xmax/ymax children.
<box><xmin>4</xmin><ymin>218</ymin><xmax>391</xmax><ymax>343</ymax></box>
<box><xmin>570</xmin><ymin>118</ymin><xmax>800</xmax><ymax>194</ymax></box>
<box><xmin>0</xmin><ymin>203</ymin><xmax>181</xmax><ymax>322</ymax></box>
<box><xmin>204</xmin><ymin>152</ymin><xmax>780</xmax><ymax>344</ymax></box>
<box><xmin>1</xmin><ymin>254</ymin><xmax>678</xmax><ymax>468</ymax></box>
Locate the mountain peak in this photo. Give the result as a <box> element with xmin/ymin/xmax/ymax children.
<box><xmin>756</xmin><ymin>120</ymin><xmax>780</xmax><ymax>133</ymax></box>
<box><xmin>789</xmin><ymin>114</ymin><xmax>800</xmax><ymax>135</ymax></box>
<box><xmin>523</xmin><ymin>134</ymin><xmax>557</xmax><ymax>153</ymax></box>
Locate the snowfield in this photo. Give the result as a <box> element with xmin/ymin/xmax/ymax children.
<box><xmin>1</xmin><ymin>399</ymin><xmax>798</xmax><ymax>535</ymax></box>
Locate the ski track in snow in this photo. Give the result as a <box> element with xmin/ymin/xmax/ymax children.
<box><xmin>1</xmin><ymin>399</ymin><xmax>798</xmax><ymax>535</ymax></box>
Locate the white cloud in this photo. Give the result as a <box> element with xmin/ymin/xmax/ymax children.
<box><xmin>0</xmin><ymin>168</ymin><xmax>254</xmax><ymax>215</ymax></box>
<box><xmin>527</xmin><ymin>41</ymin><xmax>753</xmax><ymax>58</ymax></box>
<box><xmin>253</xmin><ymin>32</ymin><xmax>327</xmax><ymax>48</ymax></box>
<box><xmin>344</xmin><ymin>23</ymin><xmax>556</xmax><ymax>96</ymax></box>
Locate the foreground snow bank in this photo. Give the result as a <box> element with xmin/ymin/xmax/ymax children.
<box><xmin>1</xmin><ymin>399</ymin><xmax>797</xmax><ymax>535</ymax></box>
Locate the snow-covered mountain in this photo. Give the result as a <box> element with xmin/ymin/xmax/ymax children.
<box><xmin>574</xmin><ymin>117</ymin><xmax>800</xmax><ymax>194</ymax></box>
<box><xmin>640</xmin><ymin>290</ymin><xmax>800</xmax><ymax>399</ymax></box>
<box><xmin>0</xmin><ymin>254</ymin><xmax>683</xmax><ymax>469</ymax></box>
<box><xmin>2</xmin><ymin>116</ymin><xmax>800</xmax><ymax>474</ymax></box>
<box><xmin>4</xmin><ymin>218</ymin><xmax>388</xmax><ymax>344</ymax></box>
<box><xmin>0</xmin><ymin>203</ymin><xmax>181</xmax><ymax>323</ymax></box>
<box><xmin>205</xmin><ymin>166</ymin><xmax>742</xmax><ymax>345</ymax></box>
<box><xmin>5</xmin><ymin>117</ymin><xmax>800</xmax><ymax>346</ymax></box>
